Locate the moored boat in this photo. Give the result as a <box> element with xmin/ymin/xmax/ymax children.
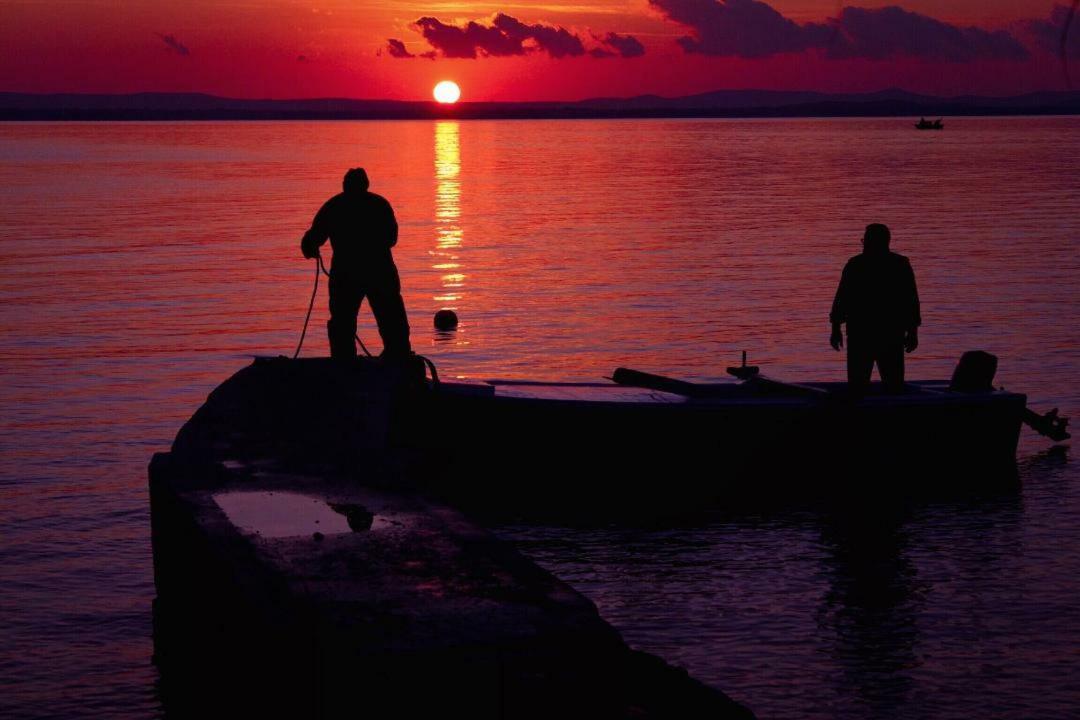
<box><xmin>407</xmin><ymin>352</ymin><xmax>1067</xmax><ymax>511</ymax></box>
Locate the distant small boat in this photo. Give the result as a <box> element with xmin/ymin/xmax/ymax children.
<box><xmin>915</xmin><ymin>117</ymin><xmax>944</xmax><ymax>130</ymax></box>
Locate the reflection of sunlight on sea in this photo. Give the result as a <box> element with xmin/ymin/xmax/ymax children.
<box><xmin>432</xmin><ymin>121</ymin><xmax>467</xmax><ymax>346</ymax></box>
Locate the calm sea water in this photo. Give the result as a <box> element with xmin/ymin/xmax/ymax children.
<box><xmin>1</xmin><ymin>118</ymin><xmax>1078</xmax><ymax>718</ymax></box>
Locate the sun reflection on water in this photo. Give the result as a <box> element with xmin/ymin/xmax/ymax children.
<box><xmin>433</xmin><ymin>121</ymin><xmax>466</xmax><ymax>344</ymax></box>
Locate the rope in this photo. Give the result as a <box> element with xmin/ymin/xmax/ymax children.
<box><xmin>292</xmin><ymin>254</ymin><xmax>443</xmax><ymax>394</ymax></box>
<box><xmin>420</xmin><ymin>355</ymin><xmax>441</xmax><ymax>388</ymax></box>
<box><xmin>293</xmin><ymin>255</ymin><xmax>322</xmax><ymax>359</ymax></box>
<box><xmin>293</xmin><ymin>253</ymin><xmax>375</xmax><ymax>359</ymax></box>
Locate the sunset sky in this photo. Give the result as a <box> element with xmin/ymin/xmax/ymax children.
<box><xmin>1</xmin><ymin>0</ymin><xmax>1076</xmax><ymax>100</ymax></box>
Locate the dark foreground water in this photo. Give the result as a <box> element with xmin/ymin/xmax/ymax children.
<box><xmin>1</xmin><ymin>118</ymin><xmax>1078</xmax><ymax>718</ymax></box>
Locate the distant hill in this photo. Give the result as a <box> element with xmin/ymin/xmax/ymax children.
<box><xmin>2</xmin><ymin>89</ymin><xmax>1079</xmax><ymax>120</ymax></box>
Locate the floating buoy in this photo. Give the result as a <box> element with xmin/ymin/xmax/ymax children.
<box><xmin>434</xmin><ymin>309</ymin><xmax>458</xmax><ymax>331</ymax></box>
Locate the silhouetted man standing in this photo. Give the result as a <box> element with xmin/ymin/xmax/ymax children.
<box><xmin>301</xmin><ymin>168</ymin><xmax>411</xmax><ymax>359</ymax></box>
<box><xmin>829</xmin><ymin>223</ymin><xmax>920</xmax><ymax>394</ymax></box>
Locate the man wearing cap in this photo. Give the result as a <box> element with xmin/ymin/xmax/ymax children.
<box><xmin>829</xmin><ymin>223</ymin><xmax>921</xmax><ymax>394</ymax></box>
<box><xmin>300</xmin><ymin>168</ymin><xmax>411</xmax><ymax>359</ymax></box>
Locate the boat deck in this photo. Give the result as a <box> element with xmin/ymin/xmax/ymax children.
<box><xmin>441</xmin><ymin>378</ymin><xmax>1021</xmax><ymax>408</ymax></box>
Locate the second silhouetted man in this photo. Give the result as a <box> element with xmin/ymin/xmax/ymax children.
<box><xmin>829</xmin><ymin>223</ymin><xmax>921</xmax><ymax>394</ymax></box>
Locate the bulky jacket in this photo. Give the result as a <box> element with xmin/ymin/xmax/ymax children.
<box><xmin>830</xmin><ymin>251</ymin><xmax>921</xmax><ymax>335</ymax></box>
<box><xmin>300</xmin><ymin>191</ymin><xmax>398</xmax><ymax>275</ymax></box>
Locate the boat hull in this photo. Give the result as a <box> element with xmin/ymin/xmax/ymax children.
<box><xmin>402</xmin><ymin>380</ymin><xmax>1026</xmax><ymax>513</ymax></box>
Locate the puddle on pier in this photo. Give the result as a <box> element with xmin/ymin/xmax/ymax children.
<box><xmin>213</xmin><ymin>491</ymin><xmax>390</xmax><ymax>538</ymax></box>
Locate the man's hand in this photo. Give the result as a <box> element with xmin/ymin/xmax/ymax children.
<box><xmin>301</xmin><ymin>237</ymin><xmax>318</xmax><ymax>259</ymax></box>
<box><xmin>830</xmin><ymin>325</ymin><xmax>844</xmax><ymax>351</ymax></box>
<box><xmin>904</xmin><ymin>328</ymin><xmax>919</xmax><ymax>354</ymax></box>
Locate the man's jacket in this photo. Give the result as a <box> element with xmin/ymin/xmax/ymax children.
<box><xmin>830</xmin><ymin>251</ymin><xmax>921</xmax><ymax>335</ymax></box>
<box><xmin>301</xmin><ymin>191</ymin><xmax>398</xmax><ymax>275</ymax></box>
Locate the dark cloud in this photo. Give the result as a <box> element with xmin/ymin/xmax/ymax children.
<box><xmin>399</xmin><ymin>16</ymin><xmax>644</xmax><ymax>60</ymax></box>
<box><xmin>492</xmin><ymin>13</ymin><xmax>585</xmax><ymax>58</ymax></box>
<box><xmin>827</xmin><ymin>6</ymin><xmax>1029</xmax><ymax>61</ymax></box>
<box><xmin>649</xmin><ymin>0</ymin><xmax>1029</xmax><ymax>61</ymax></box>
<box><xmin>597</xmin><ymin>32</ymin><xmax>646</xmax><ymax>58</ymax></box>
<box><xmin>413</xmin><ymin>15</ymin><xmax>527</xmax><ymax>58</ymax></box>
<box><xmin>386</xmin><ymin>38</ymin><xmax>415</xmax><ymax>58</ymax></box>
<box><xmin>650</xmin><ymin>0</ymin><xmax>821</xmax><ymax>57</ymax></box>
<box><xmin>156</xmin><ymin>33</ymin><xmax>190</xmax><ymax>57</ymax></box>
<box><xmin>1021</xmin><ymin>4</ymin><xmax>1080</xmax><ymax>59</ymax></box>
<box><xmin>409</xmin><ymin>14</ymin><xmax>588</xmax><ymax>58</ymax></box>
<box><xmin>385</xmin><ymin>38</ymin><xmax>436</xmax><ymax>60</ymax></box>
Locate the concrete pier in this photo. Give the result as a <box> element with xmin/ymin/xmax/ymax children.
<box><xmin>149</xmin><ymin>357</ymin><xmax>755</xmax><ymax>718</ymax></box>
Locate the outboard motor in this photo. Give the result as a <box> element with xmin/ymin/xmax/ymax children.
<box><xmin>950</xmin><ymin>350</ymin><xmax>1070</xmax><ymax>441</ymax></box>
<box><xmin>950</xmin><ymin>350</ymin><xmax>998</xmax><ymax>392</ymax></box>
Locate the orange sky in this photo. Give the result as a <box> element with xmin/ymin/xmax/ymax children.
<box><xmin>0</xmin><ymin>0</ymin><xmax>1069</xmax><ymax>100</ymax></box>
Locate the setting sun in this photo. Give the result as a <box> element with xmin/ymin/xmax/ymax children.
<box><xmin>433</xmin><ymin>80</ymin><xmax>461</xmax><ymax>104</ymax></box>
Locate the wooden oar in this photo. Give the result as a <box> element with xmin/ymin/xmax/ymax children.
<box><xmin>610</xmin><ymin>368</ymin><xmax>715</xmax><ymax>398</ymax></box>
<box><xmin>611</xmin><ymin>367</ymin><xmax>831</xmax><ymax>402</ymax></box>
<box><xmin>745</xmin><ymin>375</ymin><xmax>833</xmax><ymax>400</ymax></box>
